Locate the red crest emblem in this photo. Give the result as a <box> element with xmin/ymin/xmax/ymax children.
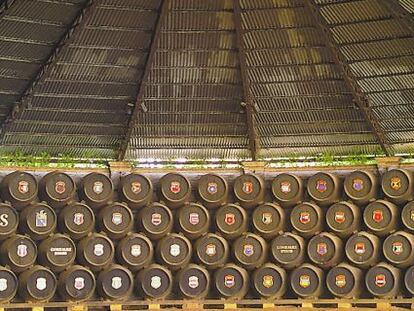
<box><xmin>242</xmin><ymin>181</ymin><xmax>253</xmax><ymax>194</ymax></box>
<box><xmin>170</xmin><ymin>181</ymin><xmax>181</xmax><ymax>194</ymax></box>
<box><xmin>55</xmin><ymin>181</ymin><xmax>66</xmax><ymax>194</ymax></box>
<box><xmin>355</xmin><ymin>242</ymin><xmax>366</xmax><ymax>254</ymax></box>
<box><xmin>375</xmin><ymin>274</ymin><xmax>386</xmax><ymax>287</ymax></box>
<box><xmin>225</xmin><ymin>213</ymin><xmax>235</xmax><ymax>225</ymax></box>
<box><xmin>18</xmin><ymin>180</ymin><xmax>29</xmax><ymax>194</ymax></box>
<box><xmin>372</xmin><ymin>210</ymin><xmax>383</xmax><ymax>223</ymax></box>
<box><xmin>299</xmin><ymin>212</ymin><xmax>310</xmax><ymax>224</ymax></box>
<box><xmin>334</xmin><ymin>211</ymin><xmax>345</xmax><ymax>223</ymax></box>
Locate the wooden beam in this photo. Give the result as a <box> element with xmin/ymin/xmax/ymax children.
<box><xmin>233</xmin><ymin>0</ymin><xmax>260</xmax><ymax>161</ymax></box>
<box><xmin>378</xmin><ymin>0</ymin><xmax>414</xmax><ymax>34</ymax></box>
<box><xmin>0</xmin><ymin>0</ymin><xmax>96</xmax><ymax>142</ymax></box>
<box><xmin>304</xmin><ymin>0</ymin><xmax>391</xmax><ymax>156</ymax></box>
<box><xmin>117</xmin><ymin>0</ymin><xmax>168</xmax><ymax>161</ymax></box>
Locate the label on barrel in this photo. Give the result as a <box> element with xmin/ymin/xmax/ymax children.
<box><xmin>375</xmin><ymin>274</ymin><xmax>386</xmax><ymax>287</ymax></box>
<box><xmin>73</xmin><ymin>213</ymin><xmax>84</xmax><ymax>225</ymax></box>
<box><xmin>94</xmin><ymin>244</ymin><xmax>104</xmax><ymax>256</ymax></box>
<box><xmin>0</xmin><ymin>214</ymin><xmax>8</xmax><ymax>227</ymax></box>
<box><xmin>36</xmin><ymin>277</ymin><xmax>47</xmax><ymax>291</ymax></box>
<box><xmin>35</xmin><ymin>210</ymin><xmax>47</xmax><ymax>227</ymax></box>
<box><xmin>131</xmin><ymin>182</ymin><xmax>142</xmax><ymax>194</ymax></box>
<box><xmin>93</xmin><ymin>181</ymin><xmax>104</xmax><ymax>194</ymax></box>
<box><xmin>335</xmin><ymin>274</ymin><xmax>346</xmax><ymax>288</ymax></box>
<box><xmin>17</xmin><ymin>244</ymin><xmax>28</xmax><ymax>257</ymax></box>
<box><xmin>206</xmin><ymin>244</ymin><xmax>216</xmax><ymax>256</ymax></box>
<box><xmin>299</xmin><ymin>275</ymin><xmax>310</xmax><ymax>288</ymax></box>
<box><xmin>170</xmin><ymin>244</ymin><xmax>180</xmax><ymax>257</ymax></box>
<box><xmin>316</xmin><ymin>180</ymin><xmax>327</xmax><ymax>193</ymax></box>
<box><xmin>390</xmin><ymin>177</ymin><xmax>401</xmax><ymax>190</ymax></box>
<box><xmin>355</xmin><ymin>243</ymin><xmax>366</xmax><ymax>254</ymax></box>
<box><xmin>224</xmin><ymin>213</ymin><xmax>235</xmax><ymax>225</ymax></box>
<box><xmin>352</xmin><ymin>178</ymin><xmax>364</xmax><ymax>191</ymax></box>
<box><xmin>131</xmin><ymin>244</ymin><xmax>141</xmax><ymax>257</ymax></box>
<box><xmin>243</xmin><ymin>244</ymin><xmax>254</xmax><ymax>256</ymax></box>
<box><xmin>280</xmin><ymin>181</ymin><xmax>291</xmax><ymax>194</ymax></box>
<box><xmin>263</xmin><ymin>275</ymin><xmax>273</xmax><ymax>288</ymax></box>
<box><xmin>0</xmin><ymin>278</ymin><xmax>6</xmax><ymax>291</ymax></box>
<box><xmin>373</xmin><ymin>210</ymin><xmax>383</xmax><ymax>223</ymax></box>
<box><xmin>224</xmin><ymin>275</ymin><xmax>234</xmax><ymax>288</ymax></box>
<box><xmin>392</xmin><ymin>242</ymin><xmax>403</xmax><ymax>255</ymax></box>
<box><xmin>299</xmin><ymin>212</ymin><xmax>310</xmax><ymax>224</ymax></box>
<box><xmin>207</xmin><ymin>182</ymin><xmax>218</xmax><ymax>194</ymax></box>
<box><xmin>170</xmin><ymin>181</ymin><xmax>181</xmax><ymax>194</ymax></box>
<box><xmin>189</xmin><ymin>213</ymin><xmax>199</xmax><ymax>225</ymax></box>
<box><xmin>188</xmin><ymin>276</ymin><xmax>199</xmax><ymax>289</ymax></box>
<box><xmin>242</xmin><ymin>181</ymin><xmax>253</xmax><ymax>194</ymax></box>
<box><xmin>316</xmin><ymin>243</ymin><xmax>327</xmax><ymax>255</ymax></box>
<box><xmin>151</xmin><ymin>213</ymin><xmax>162</xmax><ymax>226</ymax></box>
<box><xmin>50</xmin><ymin>246</ymin><xmax>72</xmax><ymax>256</ymax></box>
<box><xmin>18</xmin><ymin>181</ymin><xmax>29</xmax><ymax>194</ymax></box>
<box><xmin>111</xmin><ymin>277</ymin><xmax>122</xmax><ymax>289</ymax></box>
<box><xmin>74</xmin><ymin>277</ymin><xmax>85</xmax><ymax>290</ymax></box>
<box><xmin>111</xmin><ymin>213</ymin><xmax>123</xmax><ymax>225</ymax></box>
<box><xmin>262</xmin><ymin>212</ymin><xmax>272</xmax><ymax>224</ymax></box>
<box><xmin>334</xmin><ymin>211</ymin><xmax>345</xmax><ymax>223</ymax></box>
<box><xmin>55</xmin><ymin>181</ymin><xmax>66</xmax><ymax>194</ymax></box>
<box><xmin>151</xmin><ymin>276</ymin><xmax>161</xmax><ymax>289</ymax></box>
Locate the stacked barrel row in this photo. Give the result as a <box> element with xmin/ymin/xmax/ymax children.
<box><xmin>0</xmin><ymin>169</ymin><xmax>413</xmax><ymax>302</ymax></box>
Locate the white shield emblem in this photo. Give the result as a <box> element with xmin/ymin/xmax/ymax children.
<box><xmin>131</xmin><ymin>244</ymin><xmax>141</xmax><ymax>257</ymax></box>
<box><xmin>151</xmin><ymin>276</ymin><xmax>161</xmax><ymax>289</ymax></box>
<box><xmin>170</xmin><ymin>244</ymin><xmax>181</xmax><ymax>257</ymax></box>
<box><xmin>55</xmin><ymin>181</ymin><xmax>66</xmax><ymax>194</ymax></box>
<box><xmin>94</xmin><ymin>243</ymin><xmax>104</xmax><ymax>256</ymax></box>
<box><xmin>111</xmin><ymin>276</ymin><xmax>122</xmax><ymax>290</ymax></box>
<box><xmin>93</xmin><ymin>181</ymin><xmax>104</xmax><ymax>194</ymax></box>
<box><xmin>18</xmin><ymin>180</ymin><xmax>29</xmax><ymax>194</ymax></box>
<box><xmin>17</xmin><ymin>244</ymin><xmax>27</xmax><ymax>257</ymax></box>
<box><xmin>131</xmin><ymin>181</ymin><xmax>142</xmax><ymax>194</ymax></box>
<box><xmin>74</xmin><ymin>277</ymin><xmax>85</xmax><ymax>290</ymax></box>
<box><xmin>188</xmin><ymin>276</ymin><xmax>199</xmax><ymax>289</ymax></box>
<box><xmin>206</xmin><ymin>244</ymin><xmax>216</xmax><ymax>256</ymax></box>
<box><xmin>73</xmin><ymin>212</ymin><xmax>84</xmax><ymax>226</ymax></box>
<box><xmin>189</xmin><ymin>213</ymin><xmax>199</xmax><ymax>225</ymax></box>
<box><xmin>36</xmin><ymin>277</ymin><xmax>47</xmax><ymax>291</ymax></box>
<box><xmin>151</xmin><ymin>213</ymin><xmax>162</xmax><ymax>226</ymax></box>
<box><xmin>280</xmin><ymin>181</ymin><xmax>291</xmax><ymax>194</ymax></box>
<box><xmin>111</xmin><ymin>212</ymin><xmax>123</xmax><ymax>225</ymax></box>
<box><xmin>207</xmin><ymin>182</ymin><xmax>218</xmax><ymax>194</ymax></box>
<box><xmin>35</xmin><ymin>210</ymin><xmax>47</xmax><ymax>227</ymax></box>
<box><xmin>0</xmin><ymin>278</ymin><xmax>7</xmax><ymax>292</ymax></box>
<box><xmin>242</xmin><ymin>181</ymin><xmax>253</xmax><ymax>194</ymax></box>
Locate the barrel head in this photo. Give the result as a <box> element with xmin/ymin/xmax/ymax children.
<box><xmin>20</xmin><ymin>203</ymin><xmax>56</xmax><ymax>240</ymax></box>
<box><xmin>290</xmin><ymin>203</ymin><xmax>322</xmax><ymax>237</ymax></box>
<box><xmin>39</xmin><ymin>171</ymin><xmax>75</xmax><ymax>207</ymax></box>
<box><xmin>326</xmin><ymin>266</ymin><xmax>357</xmax><ymax>298</ymax></box>
<box><xmin>402</xmin><ymin>201</ymin><xmax>414</xmax><ymax>231</ymax></box>
<box><xmin>1</xmin><ymin>235</ymin><xmax>37</xmax><ymax>272</ymax></box>
<box><xmin>271</xmin><ymin>173</ymin><xmax>303</xmax><ymax>207</ymax></box>
<box><xmin>404</xmin><ymin>265</ymin><xmax>414</xmax><ymax>295</ymax></box>
<box><xmin>365</xmin><ymin>265</ymin><xmax>398</xmax><ymax>297</ymax></box>
<box><xmin>78</xmin><ymin>234</ymin><xmax>114</xmax><ymax>271</ymax></box>
<box><xmin>59</xmin><ymin>203</ymin><xmax>95</xmax><ymax>240</ymax></box>
<box><xmin>0</xmin><ymin>267</ymin><xmax>17</xmax><ymax>302</ymax></box>
<box><xmin>233</xmin><ymin>233</ymin><xmax>266</xmax><ymax>270</ymax></box>
<box><xmin>97</xmin><ymin>265</ymin><xmax>133</xmax><ymax>300</ymax></box>
<box><xmin>177</xmin><ymin>264</ymin><xmax>209</xmax><ymax>299</ymax></box>
<box><xmin>271</xmin><ymin>233</ymin><xmax>305</xmax><ymax>269</ymax></box>
<box><xmin>198</xmin><ymin>174</ymin><xmax>228</xmax><ymax>209</ymax></box>
<box><xmin>1</xmin><ymin>171</ymin><xmax>38</xmax><ymax>207</ymax></box>
<box><xmin>116</xmin><ymin>233</ymin><xmax>153</xmax><ymax>271</ymax></box>
<box><xmin>252</xmin><ymin>203</ymin><xmax>284</xmax><ymax>239</ymax></box>
<box><xmin>19</xmin><ymin>266</ymin><xmax>57</xmax><ymax>302</ymax></box>
<box><xmin>157</xmin><ymin>234</ymin><xmax>192</xmax><ymax>271</ymax></box>
<box><xmin>381</xmin><ymin>169</ymin><xmax>412</xmax><ymax>203</ymax></box>
<box><xmin>291</xmin><ymin>265</ymin><xmax>323</xmax><ymax>298</ymax></box>
<box><xmin>119</xmin><ymin>173</ymin><xmax>152</xmax><ymax>208</ymax></box>
<box><xmin>81</xmin><ymin>173</ymin><xmax>113</xmax><ymax>208</ymax></box>
<box><xmin>344</xmin><ymin>170</ymin><xmax>376</xmax><ymax>205</ymax></box>
<box><xmin>39</xmin><ymin>234</ymin><xmax>76</xmax><ymax>272</ymax></box>
<box><xmin>177</xmin><ymin>203</ymin><xmax>210</xmax><ymax>239</ymax></box>
<box><xmin>159</xmin><ymin>173</ymin><xmax>191</xmax><ymax>208</ymax></box>
<box><xmin>137</xmin><ymin>264</ymin><xmax>172</xmax><ymax>299</ymax></box>
<box><xmin>383</xmin><ymin>232</ymin><xmax>413</xmax><ymax>268</ymax></box>
<box><xmin>195</xmin><ymin>233</ymin><xmax>228</xmax><ymax>269</ymax></box>
<box><xmin>345</xmin><ymin>233</ymin><xmax>378</xmax><ymax>268</ymax></box>
<box><xmin>98</xmin><ymin>203</ymin><xmax>133</xmax><ymax>239</ymax></box>
<box><xmin>0</xmin><ymin>204</ymin><xmax>18</xmax><ymax>239</ymax></box>
<box><xmin>252</xmin><ymin>264</ymin><xmax>286</xmax><ymax>298</ymax></box>
<box><xmin>214</xmin><ymin>265</ymin><xmax>248</xmax><ymax>299</ymax></box>
<box><xmin>307</xmin><ymin>172</ymin><xmax>338</xmax><ymax>205</ymax></box>
<box><xmin>363</xmin><ymin>200</ymin><xmax>396</xmax><ymax>236</ymax></box>
<box><xmin>233</xmin><ymin>174</ymin><xmax>264</xmax><ymax>208</ymax></box>
<box><xmin>215</xmin><ymin>204</ymin><xmax>247</xmax><ymax>239</ymax></box>
<box><xmin>308</xmin><ymin>233</ymin><xmax>341</xmax><ymax>268</ymax></box>
<box><xmin>326</xmin><ymin>202</ymin><xmax>359</xmax><ymax>237</ymax></box>
<box><xmin>58</xmin><ymin>265</ymin><xmax>95</xmax><ymax>301</ymax></box>
<box><xmin>138</xmin><ymin>203</ymin><xmax>173</xmax><ymax>240</ymax></box>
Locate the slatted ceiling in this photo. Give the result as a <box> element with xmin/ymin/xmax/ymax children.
<box><xmin>368</xmin><ymin>89</ymin><xmax>414</xmax><ymax>105</ymax></box>
<box><xmin>399</xmin><ymin>0</ymin><xmax>414</xmax><ymax>13</ymax></box>
<box><xmin>90</xmin><ymin>8</ymin><xmax>157</xmax><ymax>30</ymax></box>
<box><xmin>256</xmin><ymin>109</ymin><xmax>364</xmax><ymax>123</ymax></box>
<box><xmin>171</xmin><ymin>0</ymin><xmax>233</xmax><ymax>10</ymax></box>
<box><xmin>144</xmin><ymin>99</ymin><xmax>242</xmax><ymax>113</ymax></box>
<box><xmin>164</xmin><ymin>12</ymin><xmax>234</xmax><ymax>30</ymax></box>
<box><xmin>359</xmin><ymin>73</ymin><xmax>414</xmax><ymax>92</ymax></box>
<box><xmin>30</xmin><ymin>96</ymin><xmax>127</xmax><ymax>112</ymax></box>
<box><xmin>100</xmin><ymin>0</ymin><xmax>162</xmax><ymax>9</ymax></box>
<box><xmin>350</xmin><ymin>56</ymin><xmax>414</xmax><ymax>77</ymax></box>
<box><xmin>261</xmin><ymin>144</ymin><xmax>382</xmax><ymax>157</ymax></box>
<box><xmin>135</xmin><ymin>124</ymin><xmax>246</xmax><ymax>137</ymax></box>
<box><xmin>148</xmin><ymin>68</ymin><xmax>240</xmax><ymax>84</ymax></box>
<box><xmin>155</xmin><ymin>51</ymin><xmax>239</xmax><ymax>67</ymax></box>
<box><xmin>240</xmin><ymin>0</ymin><xmax>304</xmax><ymax>9</ymax></box>
<box><xmin>136</xmin><ymin>113</ymin><xmax>246</xmax><ymax>126</ymax></box>
<box><xmin>131</xmin><ymin>136</ymin><xmax>248</xmax><ymax>148</ymax></box>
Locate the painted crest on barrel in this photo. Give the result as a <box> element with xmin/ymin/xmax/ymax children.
<box><xmin>74</xmin><ymin>277</ymin><xmax>85</xmax><ymax>290</ymax></box>
<box><xmin>390</xmin><ymin>177</ymin><xmax>401</xmax><ymax>191</ymax></box>
<box><xmin>131</xmin><ymin>244</ymin><xmax>141</xmax><ymax>257</ymax></box>
<box><xmin>242</xmin><ymin>181</ymin><xmax>253</xmax><ymax>194</ymax></box>
<box><xmin>111</xmin><ymin>276</ymin><xmax>122</xmax><ymax>290</ymax></box>
<box><xmin>170</xmin><ymin>244</ymin><xmax>181</xmax><ymax>257</ymax></box>
<box><xmin>188</xmin><ymin>276</ymin><xmax>199</xmax><ymax>289</ymax></box>
<box><xmin>93</xmin><ymin>243</ymin><xmax>104</xmax><ymax>257</ymax></box>
<box><xmin>411</xmin><ymin>210</ymin><xmax>414</xmax><ymax>222</ymax></box>
<box><xmin>206</xmin><ymin>244</ymin><xmax>216</xmax><ymax>256</ymax></box>
<box><xmin>170</xmin><ymin>181</ymin><xmax>181</xmax><ymax>194</ymax></box>
<box><xmin>207</xmin><ymin>182</ymin><xmax>218</xmax><ymax>195</ymax></box>
<box><xmin>224</xmin><ymin>275</ymin><xmax>235</xmax><ymax>288</ymax></box>
<box><xmin>317</xmin><ymin>242</ymin><xmax>328</xmax><ymax>255</ymax></box>
<box><xmin>316</xmin><ymin>180</ymin><xmax>327</xmax><ymax>193</ymax></box>
<box><xmin>189</xmin><ymin>213</ymin><xmax>199</xmax><ymax>225</ymax></box>
<box><xmin>335</xmin><ymin>275</ymin><xmax>346</xmax><ymax>288</ymax></box>
<box><xmin>299</xmin><ymin>275</ymin><xmax>310</xmax><ymax>288</ymax></box>
<box><xmin>392</xmin><ymin>241</ymin><xmax>403</xmax><ymax>255</ymax></box>
<box><xmin>375</xmin><ymin>274</ymin><xmax>386</xmax><ymax>287</ymax></box>
<box><xmin>224</xmin><ymin>213</ymin><xmax>235</xmax><ymax>226</ymax></box>
<box><xmin>35</xmin><ymin>210</ymin><xmax>48</xmax><ymax>227</ymax></box>
<box><xmin>372</xmin><ymin>210</ymin><xmax>383</xmax><ymax>223</ymax></box>
<box><xmin>334</xmin><ymin>211</ymin><xmax>346</xmax><ymax>224</ymax></box>
<box><xmin>263</xmin><ymin>275</ymin><xmax>273</xmax><ymax>288</ymax></box>
<box><xmin>243</xmin><ymin>244</ymin><xmax>254</xmax><ymax>257</ymax></box>
<box><xmin>262</xmin><ymin>212</ymin><xmax>272</xmax><ymax>225</ymax></box>
<box><xmin>111</xmin><ymin>212</ymin><xmax>123</xmax><ymax>226</ymax></box>
<box><xmin>55</xmin><ymin>181</ymin><xmax>66</xmax><ymax>194</ymax></box>
<box><xmin>280</xmin><ymin>181</ymin><xmax>291</xmax><ymax>194</ymax></box>
<box><xmin>18</xmin><ymin>180</ymin><xmax>29</xmax><ymax>194</ymax></box>
<box><xmin>73</xmin><ymin>212</ymin><xmax>84</xmax><ymax>226</ymax></box>
<box><xmin>299</xmin><ymin>212</ymin><xmax>310</xmax><ymax>224</ymax></box>
<box><xmin>17</xmin><ymin>244</ymin><xmax>27</xmax><ymax>257</ymax></box>
<box><xmin>352</xmin><ymin>178</ymin><xmax>364</xmax><ymax>191</ymax></box>
<box><xmin>355</xmin><ymin>243</ymin><xmax>366</xmax><ymax>254</ymax></box>
<box><xmin>0</xmin><ymin>278</ymin><xmax>7</xmax><ymax>292</ymax></box>
<box><xmin>151</xmin><ymin>276</ymin><xmax>161</xmax><ymax>289</ymax></box>
<box><xmin>92</xmin><ymin>181</ymin><xmax>104</xmax><ymax>195</ymax></box>
<box><xmin>36</xmin><ymin>277</ymin><xmax>47</xmax><ymax>291</ymax></box>
<box><xmin>131</xmin><ymin>181</ymin><xmax>142</xmax><ymax>194</ymax></box>
<box><xmin>151</xmin><ymin>213</ymin><xmax>162</xmax><ymax>226</ymax></box>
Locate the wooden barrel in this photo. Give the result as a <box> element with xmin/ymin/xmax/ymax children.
<box><xmin>58</xmin><ymin>265</ymin><xmax>96</xmax><ymax>301</ymax></box>
<box><xmin>213</xmin><ymin>263</ymin><xmax>249</xmax><ymax>299</ymax></box>
<box><xmin>0</xmin><ymin>266</ymin><xmax>17</xmax><ymax>302</ymax></box>
<box><xmin>194</xmin><ymin>233</ymin><xmax>229</xmax><ymax>270</ymax></box>
<box><xmin>233</xmin><ymin>174</ymin><xmax>265</xmax><ymax>209</ymax></box>
<box><xmin>232</xmin><ymin>233</ymin><xmax>267</xmax><ymax>270</ymax></box>
<box><xmin>97</xmin><ymin>202</ymin><xmax>133</xmax><ymax>240</ymax></box>
<box><xmin>18</xmin><ymin>265</ymin><xmax>57</xmax><ymax>302</ymax></box>
<box><xmin>0</xmin><ymin>171</ymin><xmax>38</xmax><ymax>208</ymax></box>
<box><xmin>176</xmin><ymin>203</ymin><xmax>210</xmax><ymax>240</ymax></box>
<box><xmin>19</xmin><ymin>202</ymin><xmax>56</xmax><ymax>240</ymax></box>
<box><xmin>176</xmin><ymin>264</ymin><xmax>210</xmax><ymax>299</ymax></box>
<box><xmin>307</xmin><ymin>232</ymin><xmax>344</xmax><ymax>269</ymax></box>
<box><xmin>252</xmin><ymin>263</ymin><xmax>287</xmax><ymax>298</ymax></box>
<box><xmin>137</xmin><ymin>203</ymin><xmax>173</xmax><ymax>240</ymax></box>
<box><xmin>38</xmin><ymin>234</ymin><xmax>76</xmax><ymax>272</ymax></box>
<box><xmin>58</xmin><ymin>202</ymin><xmax>95</xmax><ymax>240</ymax></box>
<box><xmin>404</xmin><ymin>265</ymin><xmax>414</xmax><ymax>295</ymax></box>
<box><xmin>136</xmin><ymin>264</ymin><xmax>173</xmax><ymax>299</ymax></box>
<box><xmin>77</xmin><ymin>233</ymin><xmax>114</xmax><ymax>272</ymax></box>
<box><xmin>326</xmin><ymin>201</ymin><xmax>361</xmax><ymax>238</ymax></box>
<box><xmin>383</xmin><ymin>231</ymin><xmax>414</xmax><ymax>268</ymax></box>
<box><xmin>344</xmin><ymin>170</ymin><xmax>378</xmax><ymax>206</ymax></box>
<box><xmin>307</xmin><ymin>172</ymin><xmax>341</xmax><ymax>207</ymax></box>
<box><xmin>215</xmin><ymin>203</ymin><xmax>248</xmax><ymax>240</ymax></box>
<box><xmin>291</xmin><ymin>264</ymin><xmax>325</xmax><ymax>298</ymax></box>
<box><xmin>97</xmin><ymin>264</ymin><xmax>133</xmax><ymax>300</ymax></box>
<box><xmin>116</xmin><ymin>233</ymin><xmax>153</xmax><ymax>272</ymax></box>
<box><xmin>79</xmin><ymin>172</ymin><xmax>113</xmax><ymax>209</ymax></box>
<box><xmin>118</xmin><ymin>173</ymin><xmax>153</xmax><ymax>209</ymax></box>
<box><xmin>252</xmin><ymin>203</ymin><xmax>285</xmax><ymax>239</ymax></box>
<box><xmin>365</xmin><ymin>263</ymin><xmax>401</xmax><ymax>298</ymax></box>
<box><xmin>363</xmin><ymin>200</ymin><xmax>398</xmax><ymax>237</ymax></box>
<box><xmin>271</xmin><ymin>232</ymin><xmax>305</xmax><ymax>270</ymax></box>
<box><xmin>156</xmin><ymin>234</ymin><xmax>192</xmax><ymax>271</ymax></box>
<box><xmin>381</xmin><ymin>168</ymin><xmax>413</xmax><ymax>205</ymax></box>
<box><xmin>159</xmin><ymin>173</ymin><xmax>191</xmax><ymax>208</ymax></box>
<box><xmin>290</xmin><ymin>202</ymin><xmax>323</xmax><ymax>238</ymax></box>
<box><xmin>345</xmin><ymin>231</ymin><xmax>380</xmax><ymax>269</ymax></box>
<box><xmin>271</xmin><ymin>173</ymin><xmax>304</xmax><ymax>208</ymax></box>
<box><xmin>326</xmin><ymin>263</ymin><xmax>363</xmax><ymax>298</ymax></box>
<box><xmin>0</xmin><ymin>235</ymin><xmax>37</xmax><ymax>272</ymax></box>
<box><xmin>401</xmin><ymin>201</ymin><xmax>414</xmax><ymax>232</ymax></box>
<box><xmin>38</xmin><ymin>171</ymin><xmax>76</xmax><ymax>208</ymax></box>
<box><xmin>0</xmin><ymin>203</ymin><xmax>18</xmax><ymax>240</ymax></box>
<box><xmin>197</xmin><ymin>173</ymin><xmax>228</xmax><ymax>209</ymax></box>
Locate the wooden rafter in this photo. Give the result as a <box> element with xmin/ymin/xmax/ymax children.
<box><xmin>117</xmin><ymin>0</ymin><xmax>168</xmax><ymax>161</ymax></box>
<box><xmin>378</xmin><ymin>0</ymin><xmax>414</xmax><ymax>34</ymax></box>
<box><xmin>0</xmin><ymin>0</ymin><xmax>96</xmax><ymax>142</ymax></box>
<box><xmin>232</xmin><ymin>0</ymin><xmax>260</xmax><ymax>161</ymax></box>
<box><xmin>304</xmin><ymin>0</ymin><xmax>391</xmax><ymax>156</ymax></box>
